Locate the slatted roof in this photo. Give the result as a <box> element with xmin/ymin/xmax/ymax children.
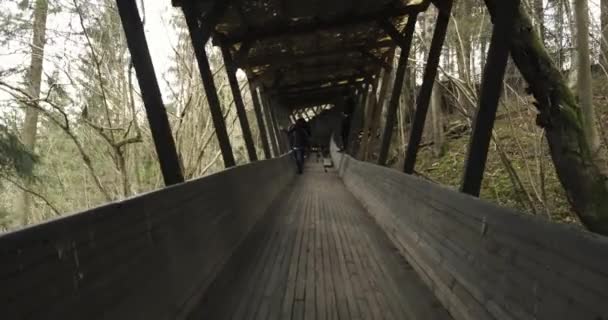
<box><xmin>176</xmin><ymin>0</ymin><xmax>431</xmax><ymax>108</ymax></box>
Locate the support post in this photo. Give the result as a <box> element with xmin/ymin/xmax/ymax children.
<box><xmin>116</xmin><ymin>0</ymin><xmax>184</xmax><ymax>185</ymax></box>
<box><xmin>260</xmin><ymin>89</ymin><xmax>281</xmax><ymax>156</ymax></box>
<box><xmin>358</xmin><ymin>75</ymin><xmax>380</xmax><ymax>159</ymax></box>
<box><xmin>182</xmin><ymin>3</ymin><xmax>236</xmax><ymax>167</ymax></box>
<box><xmin>249</xmin><ymin>83</ymin><xmax>272</xmax><ymax>159</ymax></box>
<box><xmin>271</xmin><ymin>101</ymin><xmax>288</xmax><ymax>153</ymax></box>
<box><xmin>348</xmin><ymin>84</ymin><xmax>369</xmax><ymax>155</ymax></box>
<box><xmin>220</xmin><ymin>43</ymin><xmax>258</xmax><ymax>162</ymax></box>
<box><xmin>378</xmin><ymin>14</ymin><xmax>418</xmax><ymax>165</ymax></box>
<box><xmin>460</xmin><ymin>0</ymin><xmax>519</xmax><ymax>196</ymax></box>
<box><xmin>403</xmin><ymin>0</ymin><xmax>452</xmax><ymax>174</ymax></box>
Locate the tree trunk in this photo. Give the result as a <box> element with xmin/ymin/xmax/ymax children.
<box><xmin>601</xmin><ymin>0</ymin><xmax>608</xmax><ymax>70</ymax></box>
<box><xmin>563</xmin><ymin>0</ymin><xmax>579</xmax><ymax>87</ymax></box>
<box><xmin>430</xmin><ymin>83</ymin><xmax>445</xmax><ymax>158</ymax></box>
<box><xmin>484</xmin><ymin>1</ymin><xmax>608</xmax><ymax>235</ymax></box>
<box><xmin>18</xmin><ymin>0</ymin><xmax>49</xmax><ymax>225</ymax></box>
<box><xmin>534</xmin><ymin>0</ymin><xmax>545</xmax><ymax>41</ymax></box>
<box><xmin>574</xmin><ymin>0</ymin><xmax>601</xmax><ymax>154</ymax></box>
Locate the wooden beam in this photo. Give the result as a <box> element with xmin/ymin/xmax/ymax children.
<box><xmin>249</xmin><ymin>83</ymin><xmax>272</xmax><ymax>159</ymax></box>
<box><xmin>378</xmin><ymin>18</ymin><xmax>410</xmax><ymax>50</ymax></box>
<box><xmin>276</xmin><ymin>75</ymin><xmax>369</xmax><ymax>94</ymax></box>
<box><xmin>348</xmin><ymin>85</ymin><xmax>369</xmax><ymax>155</ymax></box>
<box><xmin>181</xmin><ymin>0</ymin><xmax>231</xmax><ymax>44</ymax></box>
<box><xmin>268</xmin><ymin>98</ymin><xmax>287</xmax><ymax>153</ymax></box>
<box><xmin>359</xmin><ymin>49</ymin><xmax>392</xmax><ymax>71</ymax></box>
<box><xmin>278</xmin><ymin>84</ymin><xmax>360</xmax><ymax>103</ymax></box>
<box><xmin>220</xmin><ymin>43</ymin><xmax>258</xmax><ymax>162</ymax></box>
<box><xmin>183</xmin><ymin>4</ymin><xmax>236</xmax><ymax>168</ymax></box>
<box><xmin>253</xmin><ymin>58</ymin><xmax>378</xmax><ymax>84</ymax></box>
<box><xmin>403</xmin><ymin>0</ymin><xmax>452</xmax><ymax>174</ymax></box>
<box><xmin>259</xmin><ymin>88</ymin><xmax>281</xmax><ymax>156</ymax></box>
<box><xmin>377</xmin><ymin>13</ymin><xmax>418</xmax><ymax>166</ymax></box>
<box><xmin>460</xmin><ymin>0</ymin><xmax>519</xmax><ymax>196</ymax></box>
<box><xmin>116</xmin><ymin>0</ymin><xmax>184</xmax><ymax>186</ymax></box>
<box><xmin>224</xmin><ymin>3</ymin><xmax>429</xmax><ymax>45</ymax></box>
<box><xmin>243</xmin><ymin>40</ymin><xmax>394</xmax><ymax>67</ymax></box>
<box><xmin>234</xmin><ymin>40</ymin><xmax>252</xmax><ymax>63</ymax></box>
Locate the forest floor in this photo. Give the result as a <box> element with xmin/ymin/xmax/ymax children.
<box><xmin>389</xmin><ymin>85</ymin><xmax>608</xmax><ymax>227</ymax></box>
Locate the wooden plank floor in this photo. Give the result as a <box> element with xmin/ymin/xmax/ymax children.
<box><xmin>189</xmin><ymin>162</ymin><xmax>452</xmax><ymax>320</ymax></box>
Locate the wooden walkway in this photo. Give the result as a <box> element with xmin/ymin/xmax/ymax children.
<box><xmin>189</xmin><ymin>162</ymin><xmax>452</xmax><ymax>320</ymax></box>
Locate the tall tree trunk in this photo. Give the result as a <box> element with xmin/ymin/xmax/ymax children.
<box><xmin>484</xmin><ymin>1</ymin><xmax>608</xmax><ymax>235</ymax></box>
<box><xmin>430</xmin><ymin>83</ymin><xmax>445</xmax><ymax>157</ymax></box>
<box><xmin>534</xmin><ymin>0</ymin><xmax>545</xmax><ymax>41</ymax></box>
<box><xmin>601</xmin><ymin>0</ymin><xmax>608</xmax><ymax>70</ymax></box>
<box><xmin>563</xmin><ymin>0</ymin><xmax>579</xmax><ymax>87</ymax></box>
<box><xmin>556</xmin><ymin>0</ymin><xmax>565</xmax><ymax>69</ymax></box>
<box><xmin>574</xmin><ymin>0</ymin><xmax>601</xmax><ymax>153</ymax></box>
<box><xmin>18</xmin><ymin>0</ymin><xmax>49</xmax><ymax>225</ymax></box>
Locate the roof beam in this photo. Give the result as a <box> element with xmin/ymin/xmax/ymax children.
<box><xmin>275</xmin><ymin>75</ymin><xmax>370</xmax><ymax>94</ymax></box>
<box><xmin>223</xmin><ymin>2</ymin><xmax>429</xmax><ymax>45</ymax></box>
<box><xmin>242</xmin><ymin>39</ymin><xmax>394</xmax><ymax>67</ymax></box>
<box><xmin>378</xmin><ymin>18</ymin><xmax>412</xmax><ymax>49</ymax></box>
<box><xmin>181</xmin><ymin>0</ymin><xmax>233</xmax><ymax>45</ymax></box>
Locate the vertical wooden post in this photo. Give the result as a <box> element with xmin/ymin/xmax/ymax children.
<box><xmin>358</xmin><ymin>75</ymin><xmax>381</xmax><ymax>159</ymax></box>
<box><xmin>220</xmin><ymin>43</ymin><xmax>258</xmax><ymax>162</ymax></box>
<box><xmin>378</xmin><ymin>14</ymin><xmax>418</xmax><ymax>165</ymax></box>
<box><xmin>249</xmin><ymin>83</ymin><xmax>272</xmax><ymax>159</ymax></box>
<box><xmin>270</xmin><ymin>99</ymin><xmax>288</xmax><ymax>153</ymax></box>
<box><xmin>348</xmin><ymin>84</ymin><xmax>369</xmax><ymax>155</ymax></box>
<box><xmin>403</xmin><ymin>0</ymin><xmax>453</xmax><ymax>174</ymax></box>
<box><xmin>461</xmin><ymin>0</ymin><xmax>519</xmax><ymax>196</ymax></box>
<box><xmin>260</xmin><ymin>89</ymin><xmax>280</xmax><ymax>156</ymax></box>
<box><xmin>116</xmin><ymin>0</ymin><xmax>184</xmax><ymax>185</ymax></box>
<box><xmin>182</xmin><ymin>4</ymin><xmax>236</xmax><ymax>167</ymax></box>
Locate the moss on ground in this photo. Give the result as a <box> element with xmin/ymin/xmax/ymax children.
<box><xmin>396</xmin><ymin>101</ymin><xmax>586</xmax><ymax>225</ymax></box>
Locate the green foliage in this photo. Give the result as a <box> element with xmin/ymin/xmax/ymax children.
<box><xmin>0</xmin><ymin>124</ymin><xmax>37</xmax><ymax>181</ymax></box>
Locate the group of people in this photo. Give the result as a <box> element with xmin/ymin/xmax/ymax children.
<box><xmin>284</xmin><ymin>94</ymin><xmax>355</xmax><ymax>175</ymax></box>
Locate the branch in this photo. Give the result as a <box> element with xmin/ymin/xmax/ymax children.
<box><xmin>0</xmin><ymin>174</ymin><xmax>61</xmax><ymax>216</ymax></box>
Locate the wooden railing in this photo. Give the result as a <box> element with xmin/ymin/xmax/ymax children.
<box><xmin>0</xmin><ymin>155</ymin><xmax>295</xmax><ymax>320</ymax></box>
<box><xmin>331</xmin><ymin>141</ymin><xmax>608</xmax><ymax>320</ymax></box>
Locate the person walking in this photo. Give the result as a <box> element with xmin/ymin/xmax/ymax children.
<box><xmin>287</xmin><ymin>118</ymin><xmax>310</xmax><ymax>174</ymax></box>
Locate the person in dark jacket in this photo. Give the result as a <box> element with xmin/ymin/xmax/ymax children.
<box><xmin>287</xmin><ymin>118</ymin><xmax>310</xmax><ymax>174</ymax></box>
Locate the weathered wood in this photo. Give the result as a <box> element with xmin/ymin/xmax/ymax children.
<box><xmin>460</xmin><ymin>0</ymin><xmax>519</xmax><ymax>196</ymax></box>
<box><xmin>249</xmin><ymin>83</ymin><xmax>272</xmax><ymax>159</ymax></box>
<box><xmin>223</xmin><ymin>3</ymin><xmax>428</xmax><ymax>46</ymax></box>
<box><xmin>377</xmin><ymin>14</ymin><xmax>418</xmax><ymax>166</ymax></box>
<box><xmin>0</xmin><ymin>154</ymin><xmax>295</xmax><ymax>319</ymax></box>
<box><xmin>378</xmin><ymin>18</ymin><xmax>413</xmax><ymax>50</ymax></box>
<box><xmin>116</xmin><ymin>0</ymin><xmax>184</xmax><ymax>186</ymax></box>
<box><xmin>273</xmin><ymin>104</ymin><xmax>291</xmax><ymax>153</ymax></box>
<box><xmin>357</xmin><ymin>75</ymin><xmax>380</xmax><ymax>160</ymax></box>
<box><xmin>259</xmin><ymin>88</ymin><xmax>281</xmax><ymax>156</ymax></box>
<box><xmin>332</xmin><ymin>142</ymin><xmax>608</xmax><ymax>320</ymax></box>
<box><xmin>190</xmin><ymin>163</ymin><xmax>450</xmax><ymax>319</ymax></box>
<box><xmin>178</xmin><ymin>0</ymin><xmax>231</xmax><ymax>44</ymax></box>
<box><xmin>183</xmin><ymin>3</ymin><xmax>236</xmax><ymax>167</ymax></box>
<box><xmin>243</xmin><ymin>40</ymin><xmax>394</xmax><ymax>68</ymax></box>
<box><xmin>348</xmin><ymin>85</ymin><xmax>369</xmax><ymax>155</ymax></box>
<box><xmin>275</xmin><ymin>72</ymin><xmax>371</xmax><ymax>94</ymax></box>
<box><xmin>403</xmin><ymin>1</ymin><xmax>453</xmax><ymax>174</ymax></box>
<box><xmin>220</xmin><ymin>43</ymin><xmax>258</xmax><ymax>162</ymax></box>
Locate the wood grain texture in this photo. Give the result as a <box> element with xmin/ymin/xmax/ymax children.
<box><xmin>331</xmin><ymin>141</ymin><xmax>608</xmax><ymax>320</ymax></box>
<box><xmin>189</xmin><ymin>163</ymin><xmax>451</xmax><ymax>320</ymax></box>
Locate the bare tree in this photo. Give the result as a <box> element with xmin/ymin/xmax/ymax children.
<box><xmin>17</xmin><ymin>0</ymin><xmax>49</xmax><ymax>225</ymax></box>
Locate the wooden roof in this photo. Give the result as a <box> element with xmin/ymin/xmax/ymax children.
<box><xmin>179</xmin><ymin>0</ymin><xmax>430</xmax><ymax>108</ymax></box>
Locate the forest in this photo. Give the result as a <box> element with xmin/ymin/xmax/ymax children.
<box><xmin>0</xmin><ymin>0</ymin><xmax>607</xmax><ymax>235</ymax></box>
